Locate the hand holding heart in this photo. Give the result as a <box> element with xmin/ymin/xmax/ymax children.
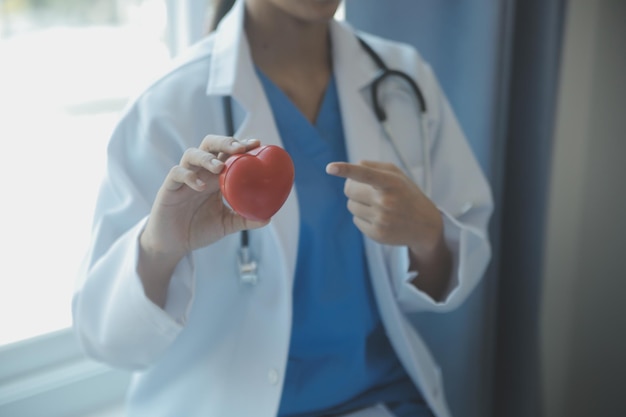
<box><xmin>141</xmin><ymin>135</ymin><xmax>272</xmax><ymax>260</ymax></box>
<box><xmin>326</xmin><ymin>160</ymin><xmax>444</xmax><ymax>259</ymax></box>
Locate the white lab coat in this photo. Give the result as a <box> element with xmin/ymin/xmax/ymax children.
<box><xmin>72</xmin><ymin>1</ymin><xmax>493</xmax><ymax>416</ymax></box>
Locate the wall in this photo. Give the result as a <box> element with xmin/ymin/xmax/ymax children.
<box><xmin>541</xmin><ymin>1</ymin><xmax>626</xmax><ymax>416</ymax></box>
<box><xmin>345</xmin><ymin>2</ymin><xmax>511</xmax><ymax>417</ymax></box>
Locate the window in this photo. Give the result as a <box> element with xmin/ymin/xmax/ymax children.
<box><xmin>0</xmin><ymin>0</ymin><xmax>172</xmax><ymax>347</ymax></box>
<box><xmin>0</xmin><ymin>1</ymin><xmax>213</xmax><ymax>415</ymax></box>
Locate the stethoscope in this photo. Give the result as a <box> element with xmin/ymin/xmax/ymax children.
<box><xmin>224</xmin><ymin>37</ymin><xmax>432</xmax><ymax>285</ymax></box>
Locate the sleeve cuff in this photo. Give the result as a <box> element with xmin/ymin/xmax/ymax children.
<box><xmin>393</xmin><ymin>208</ymin><xmax>482</xmax><ymax>313</ymax></box>
<box><xmin>74</xmin><ymin>217</ymin><xmax>197</xmax><ymax>369</ymax></box>
<box><xmin>130</xmin><ymin>218</ymin><xmax>195</xmax><ymax>330</ymax></box>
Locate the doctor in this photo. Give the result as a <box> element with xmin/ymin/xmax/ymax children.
<box><xmin>73</xmin><ymin>0</ymin><xmax>493</xmax><ymax>416</ymax></box>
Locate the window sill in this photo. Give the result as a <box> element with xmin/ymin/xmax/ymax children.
<box><xmin>0</xmin><ymin>329</ymin><xmax>131</xmax><ymax>417</ymax></box>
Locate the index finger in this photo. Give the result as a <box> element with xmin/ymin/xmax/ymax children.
<box><xmin>326</xmin><ymin>162</ymin><xmax>390</xmax><ymax>188</ymax></box>
<box><xmin>200</xmin><ymin>135</ymin><xmax>260</xmax><ymax>156</ymax></box>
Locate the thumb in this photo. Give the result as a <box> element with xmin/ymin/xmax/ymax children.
<box><xmin>242</xmin><ymin>217</ymin><xmax>271</xmax><ymax>230</ymax></box>
<box><xmin>226</xmin><ymin>210</ymin><xmax>271</xmax><ymax>235</ymax></box>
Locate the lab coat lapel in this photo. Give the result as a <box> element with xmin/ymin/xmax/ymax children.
<box><xmin>331</xmin><ymin>21</ymin><xmax>382</xmax><ymax>165</ymax></box>
<box><xmin>206</xmin><ymin>0</ymin><xmax>299</xmax><ymax>287</ymax></box>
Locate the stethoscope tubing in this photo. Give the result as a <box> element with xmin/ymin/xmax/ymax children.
<box><xmin>359</xmin><ymin>37</ymin><xmax>431</xmax><ymax>197</ymax></box>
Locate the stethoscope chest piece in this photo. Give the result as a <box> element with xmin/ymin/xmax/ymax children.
<box><xmin>238</xmin><ymin>245</ymin><xmax>258</xmax><ymax>285</ymax></box>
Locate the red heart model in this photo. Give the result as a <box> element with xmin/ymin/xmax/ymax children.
<box><xmin>219</xmin><ymin>145</ymin><xmax>295</xmax><ymax>221</ymax></box>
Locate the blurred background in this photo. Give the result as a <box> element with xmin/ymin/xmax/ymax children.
<box><xmin>0</xmin><ymin>0</ymin><xmax>624</xmax><ymax>416</ymax></box>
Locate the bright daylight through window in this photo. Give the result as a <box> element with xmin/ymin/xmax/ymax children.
<box><xmin>0</xmin><ymin>0</ymin><xmax>172</xmax><ymax>346</ymax></box>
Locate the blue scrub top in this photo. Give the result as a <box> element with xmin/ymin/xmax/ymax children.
<box><xmin>257</xmin><ymin>69</ymin><xmax>430</xmax><ymax>417</ymax></box>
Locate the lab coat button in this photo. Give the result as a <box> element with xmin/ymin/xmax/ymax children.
<box><xmin>268</xmin><ymin>368</ymin><xmax>279</xmax><ymax>385</ymax></box>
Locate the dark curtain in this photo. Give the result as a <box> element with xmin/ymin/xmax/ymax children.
<box><xmin>346</xmin><ymin>0</ymin><xmax>566</xmax><ymax>416</ymax></box>
<box><xmin>494</xmin><ymin>1</ymin><xmax>566</xmax><ymax>417</ymax></box>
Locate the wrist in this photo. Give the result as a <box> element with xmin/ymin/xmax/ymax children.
<box><xmin>138</xmin><ymin>229</ymin><xmax>185</xmax><ymax>308</ymax></box>
<box><xmin>139</xmin><ymin>223</ymin><xmax>187</xmax><ymax>264</ymax></box>
<box><xmin>408</xmin><ymin>217</ymin><xmax>445</xmax><ymax>263</ymax></box>
<box><xmin>407</xmin><ymin>224</ymin><xmax>452</xmax><ymax>302</ymax></box>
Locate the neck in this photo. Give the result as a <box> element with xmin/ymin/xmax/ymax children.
<box><xmin>242</xmin><ymin>0</ymin><xmax>336</xmax><ymax>123</ymax></box>
<box><xmin>244</xmin><ymin>2</ymin><xmax>332</xmax><ymax>74</ymax></box>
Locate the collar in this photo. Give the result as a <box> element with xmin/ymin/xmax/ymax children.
<box><xmin>205</xmin><ymin>0</ymin><xmax>380</xmax><ymax>103</ymax></box>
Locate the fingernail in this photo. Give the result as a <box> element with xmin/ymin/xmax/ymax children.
<box><xmin>211</xmin><ymin>158</ymin><xmax>223</xmax><ymax>166</ymax></box>
<box><xmin>326</xmin><ymin>164</ymin><xmax>338</xmax><ymax>175</ymax></box>
<box><xmin>196</xmin><ymin>178</ymin><xmax>205</xmax><ymax>187</ymax></box>
<box><xmin>245</xmin><ymin>138</ymin><xmax>258</xmax><ymax>144</ymax></box>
